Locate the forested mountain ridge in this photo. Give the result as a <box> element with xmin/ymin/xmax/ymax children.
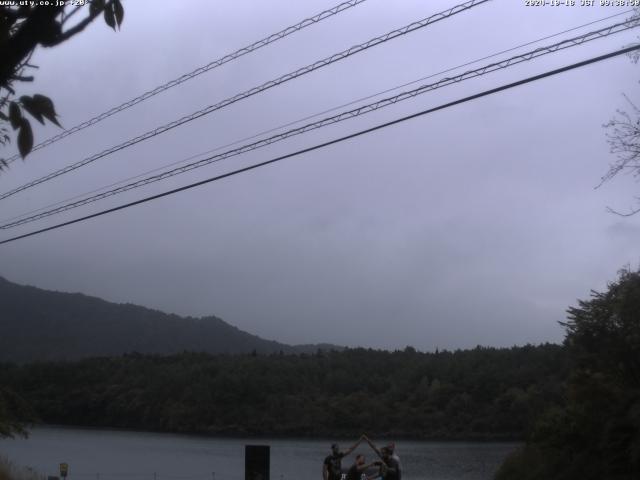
<box><xmin>0</xmin><ymin>276</ymin><xmax>339</xmax><ymax>362</ymax></box>
<box><xmin>0</xmin><ymin>275</ymin><xmax>570</xmax><ymax>440</ymax></box>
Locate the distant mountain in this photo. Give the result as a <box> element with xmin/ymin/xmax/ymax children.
<box><xmin>0</xmin><ymin>276</ymin><xmax>341</xmax><ymax>362</ymax></box>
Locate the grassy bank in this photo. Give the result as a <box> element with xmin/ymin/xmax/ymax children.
<box><xmin>0</xmin><ymin>457</ymin><xmax>42</xmax><ymax>480</ymax></box>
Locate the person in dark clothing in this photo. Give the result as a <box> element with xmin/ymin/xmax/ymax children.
<box><xmin>323</xmin><ymin>438</ymin><xmax>363</xmax><ymax>480</ymax></box>
<box><xmin>361</xmin><ymin>440</ymin><xmax>401</xmax><ymax>480</ymax></box>
<box><xmin>346</xmin><ymin>454</ymin><xmax>380</xmax><ymax>480</ymax></box>
<box><xmin>377</xmin><ymin>447</ymin><xmax>401</xmax><ymax>480</ymax></box>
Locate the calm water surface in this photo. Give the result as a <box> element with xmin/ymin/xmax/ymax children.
<box><xmin>0</xmin><ymin>426</ymin><xmax>518</xmax><ymax>480</ymax></box>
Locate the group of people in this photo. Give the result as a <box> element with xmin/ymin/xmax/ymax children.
<box><xmin>322</xmin><ymin>435</ymin><xmax>401</xmax><ymax>480</ymax></box>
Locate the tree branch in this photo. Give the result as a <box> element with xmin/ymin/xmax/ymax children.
<box><xmin>50</xmin><ymin>3</ymin><xmax>108</xmax><ymax>46</ymax></box>
<box><xmin>606</xmin><ymin>203</ymin><xmax>640</xmax><ymax>217</ymax></box>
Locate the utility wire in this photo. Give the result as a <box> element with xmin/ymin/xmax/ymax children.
<box><xmin>0</xmin><ymin>0</ymin><xmax>491</xmax><ymax>202</ymax></box>
<box><xmin>2</xmin><ymin>0</ymin><xmax>370</xmax><ymax>165</ymax></box>
<box><xmin>1</xmin><ymin>44</ymin><xmax>637</xmax><ymax>246</ymax></box>
<box><xmin>2</xmin><ymin>18</ymin><xmax>637</xmax><ymax>230</ymax></box>
<box><xmin>3</xmin><ymin>9</ymin><xmax>631</xmax><ymax>227</ymax></box>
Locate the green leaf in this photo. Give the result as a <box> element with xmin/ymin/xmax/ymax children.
<box><xmin>104</xmin><ymin>2</ymin><xmax>116</xmax><ymax>30</ymax></box>
<box><xmin>20</xmin><ymin>96</ymin><xmax>45</xmax><ymax>125</ymax></box>
<box><xmin>17</xmin><ymin>118</ymin><xmax>33</xmax><ymax>159</ymax></box>
<box><xmin>31</xmin><ymin>94</ymin><xmax>61</xmax><ymax>127</ymax></box>
<box><xmin>114</xmin><ymin>0</ymin><xmax>124</xmax><ymax>28</ymax></box>
<box><xmin>8</xmin><ymin>102</ymin><xmax>21</xmax><ymax>130</ymax></box>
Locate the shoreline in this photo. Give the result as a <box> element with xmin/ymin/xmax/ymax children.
<box><xmin>19</xmin><ymin>423</ymin><xmax>524</xmax><ymax>444</ymax></box>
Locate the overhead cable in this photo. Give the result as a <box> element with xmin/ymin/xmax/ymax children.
<box><xmin>2</xmin><ymin>18</ymin><xmax>637</xmax><ymax>230</ymax></box>
<box><xmin>0</xmin><ymin>0</ymin><xmax>491</xmax><ymax>201</ymax></box>
<box><xmin>2</xmin><ymin>0</ymin><xmax>370</xmax><ymax>165</ymax></box>
<box><xmin>3</xmin><ymin>9</ymin><xmax>630</xmax><ymax>226</ymax></box>
<box><xmin>1</xmin><ymin>44</ymin><xmax>637</xmax><ymax>246</ymax></box>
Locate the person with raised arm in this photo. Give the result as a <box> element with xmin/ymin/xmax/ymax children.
<box><xmin>362</xmin><ymin>436</ymin><xmax>401</xmax><ymax>480</ymax></box>
<box><xmin>323</xmin><ymin>437</ymin><xmax>364</xmax><ymax>480</ymax></box>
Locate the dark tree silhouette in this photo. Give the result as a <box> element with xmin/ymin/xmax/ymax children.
<box><xmin>0</xmin><ymin>387</ymin><xmax>35</xmax><ymax>438</ymax></box>
<box><xmin>0</xmin><ymin>0</ymin><xmax>124</xmax><ymax>166</ymax></box>
<box><xmin>496</xmin><ymin>268</ymin><xmax>640</xmax><ymax>480</ymax></box>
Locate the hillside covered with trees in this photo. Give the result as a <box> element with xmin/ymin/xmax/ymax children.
<box><xmin>0</xmin><ymin>276</ymin><xmax>338</xmax><ymax>362</ymax></box>
<box><xmin>496</xmin><ymin>268</ymin><xmax>640</xmax><ymax>479</ymax></box>
<box><xmin>0</xmin><ymin>344</ymin><xmax>567</xmax><ymax>439</ymax></box>
<box><xmin>3</xmin><ymin>267</ymin><xmax>637</xmax><ymax>477</ymax></box>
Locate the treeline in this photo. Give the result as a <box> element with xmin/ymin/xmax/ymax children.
<box><xmin>496</xmin><ymin>268</ymin><xmax>640</xmax><ymax>479</ymax></box>
<box><xmin>0</xmin><ymin>344</ymin><xmax>568</xmax><ymax>439</ymax></box>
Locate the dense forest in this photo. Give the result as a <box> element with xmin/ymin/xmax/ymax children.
<box><xmin>496</xmin><ymin>268</ymin><xmax>640</xmax><ymax>479</ymax></box>
<box><xmin>0</xmin><ymin>344</ymin><xmax>567</xmax><ymax>439</ymax></box>
<box><xmin>0</xmin><ymin>276</ymin><xmax>339</xmax><ymax>362</ymax></box>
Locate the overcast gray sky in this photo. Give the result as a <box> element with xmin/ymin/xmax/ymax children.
<box><xmin>1</xmin><ymin>0</ymin><xmax>639</xmax><ymax>351</ymax></box>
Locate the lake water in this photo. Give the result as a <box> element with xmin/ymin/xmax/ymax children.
<box><xmin>0</xmin><ymin>426</ymin><xmax>519</xmax><ymax>480</ymax></box>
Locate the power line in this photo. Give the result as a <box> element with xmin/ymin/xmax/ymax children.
<box><xmin>0</xmin><ymin>0</ymin><xmax>491</xmax><ymax>202</ymax></box>
<box><xmin>3</xmin><ymin>9</ymin><xmax>631</xmax><ymax>227</ymax></box>
<box><xmin>2</xmin><ymin>18</ymin><xmax>637</xmax><ymax>230</ymax></box>
<box><xmin>2</xmin><ymin>0</ymin><xmax>370</xmax><ymax>165</ymax></box>
<box><xmin>3</xmin><ymin>18</ymin><xmax>635</xmax><ymax>228</ymax></box>
<box><xmin>1</xmin><ymin>44</ymin><xmax>637</xmax><ymax>246</ymax></box>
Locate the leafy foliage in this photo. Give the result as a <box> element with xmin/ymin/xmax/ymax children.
<box><xmin>0</xmin><ymin>0</ymin><xmax>124</xmax><ymax>167</ymax></box>
<box><xmin>0</xmin><ymin>344</ymin><xmax>568</xmax><ymax>439</ymax></box>
<box><xmin>0</xmin><ymin>387</ymin><xmax>35</xmax><ymax>439</ymax></box>
<box><xmin>495</xmin><ymin>268</ymin><xmax>640</xmax><ymax>480</ymax></box>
